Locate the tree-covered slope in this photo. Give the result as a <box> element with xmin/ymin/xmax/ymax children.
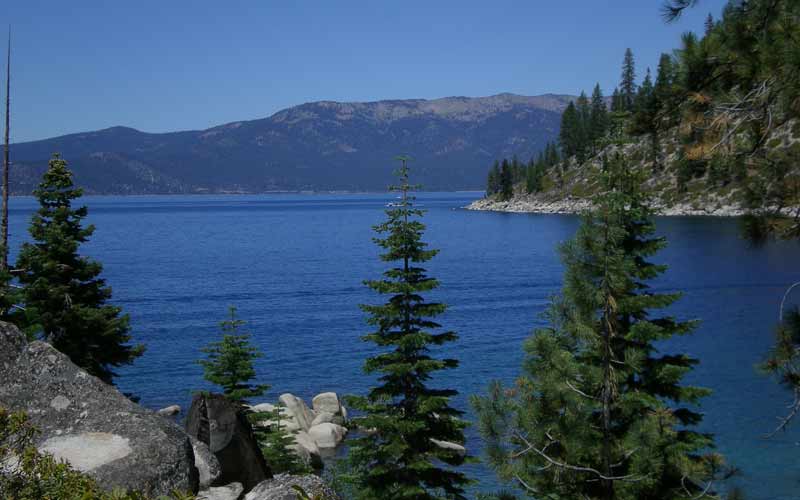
<box><xmin>474</xmin><ymin>0</ymin><xmax>800</xmax><ymax>217</ymax></box>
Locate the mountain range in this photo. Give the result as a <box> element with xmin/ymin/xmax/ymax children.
<box><xmin>10</xmin><ymin>93</ymin><xmax>572</xmax><ymax>194</ymax></box>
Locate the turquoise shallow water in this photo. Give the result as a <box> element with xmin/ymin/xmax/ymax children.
<box><xmin>7</xmin><ymin>192</ymin><xmax>800</xmax><ymax>498</ymax></box>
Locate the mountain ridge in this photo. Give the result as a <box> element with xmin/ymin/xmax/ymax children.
<box><xmin>9</xmin><ymin>93</ymin><xmax>573</xmax><ymax>194</ymax></box>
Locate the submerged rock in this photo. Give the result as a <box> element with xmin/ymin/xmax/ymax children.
<box><xmin>0</xmin><ymin>321</ymin><xmax>198</xmax><ymax>496</ymax></box>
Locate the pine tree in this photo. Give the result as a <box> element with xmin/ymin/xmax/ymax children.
<box><xmin>559</xmin><ymin>101</ymin><xmax>579</xmax><ymax>159</ymax></box>
<box><xmin>704</xmin><ymin>13</ymin><xmax>715</xmax><ymax>35</ymax></box>
<box><xmin>575</xmin><ymin>91</ymin><xmax>591</xmax><ymax>163</ymax></box>
<box><xmin>16</xmin><ymin>154</ymin><xmax>143</xmax><ymax>384</ymax></box>
<box><xmin>589</xmin><ymin>83</ymin><xmax>609</xmax><ymax>151</ymax></box>
<box><xmin>487</xmin><ymin>160</ymin><xmax>501</xmax><ymax>196</ymax></box>
<box><xmin>610</xmin><ymin>88</ymin><xmax>622</xmax><ymax>113</ymax></box>
<box><xmin>199</xmin><ymin>306</ymin><xmax>268</xmax><ymax>403</ymax></box>
<box><xmin>199</xmin><ymin>306</ymin><xmax>304</xmax><ymax>473</ymax></box>
<box><xmin>499</xmin><ymin>158</ymin><xmax>514</xmax><ymax>200</ymax></box>
<box><xmin>345</xmin><ymin>158</ymin><xmax>470</xmax><ymax>500</ymax></box>
<box><xmin>620</xmin><ymin>48</ymin><xmax>637</xmax><ymax>111</ymax></box>
<box><xmin>473</xmin><ymin>155</ymin><xmax>726</xmax><ymax>499</ymax></box>
<box><xmin>654</xmin><ymin>53</ymin><xmax>677</xmax><ymax>118</ymax></box>
<box><xmin>631</xmin><ymin>68</ymin><xmax>656</xmax><ymax>135</ymax></box>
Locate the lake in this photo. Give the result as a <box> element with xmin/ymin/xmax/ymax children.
<box><xmin>7</xmin><ymin>192</ymin><xmax>800</xmax><ymax>499</ymax></box>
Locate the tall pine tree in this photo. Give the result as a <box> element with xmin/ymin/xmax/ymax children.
<box><xmin>473</xmin><ymin>155</ymin><xmax>726</xmax><ymax>499</ymax></box>
<box><xmin>620</xmin><ymin>48</ymin><xmax>637</xmax><ymax>111</ymax></box>
<box><xmin>17</xmin><ymin>154</ymin><xmax>143</xmax><ymax>384</ymax></box>
<box><xmin>345</xmin><ymin>157</ymin><xmax>470</xmax><ymax>500</ymax></box>
<box><xmin>589</xmin><ymin>83</ymin><xmax>609</xmax><ymax>151</ymax></box>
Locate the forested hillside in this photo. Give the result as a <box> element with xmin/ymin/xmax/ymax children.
<box><xmin>476</xmin><ymin>0</ymin><xmax>800</xmax><ymax>222</ymax></box>
<box><xmin>10</xmin><ymin>94</ymin><xmax>570</xmax><ymax>194</ymax></box>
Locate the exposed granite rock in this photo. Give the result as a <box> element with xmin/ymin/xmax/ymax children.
<box><xmin>192</xmin><ymin>436</ymin><xmax>222</xmax><ymax>490</ymax></box>
<box><xmin>186</xmin><ymin>393</ymin><xmax>271</xmax><ymax>491</ymax></box>
<box><xmin>278</xmin><ymin>394</ymin><xmax>315</xmax><ymax>432</ymax></box>
<box><xmin>158</xmin><ymin>404</ymin><xmax>182</xmax><ymax>417</ymax></box>
<box><xmin>307</xmin><ymin>423</ymin><xmax>347</xmax><ymax>450</ymax></box>
<box><xmin>311</xmin><ymin>393</ymin><xmax>346</xmax><ymax>426</ymax></box>
<box><xmin>197</xmin><ymin>482</ymin><xmax>244</xmax><ymax>500</ymax></box>
<box><xmin>0</xmin><ymin>321</ymin><xmax>198</xmax><ymax>496</ymax></box>
<box><xmin>244</xmin><ymin>473</ymin><xmax>338</xmax><ymax>500</ymax></box>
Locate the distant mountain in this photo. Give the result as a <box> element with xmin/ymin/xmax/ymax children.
<box><xmin>10</xmin><ymin>93</ymin><xmax>572</xmax><ymax>194</ymax></box>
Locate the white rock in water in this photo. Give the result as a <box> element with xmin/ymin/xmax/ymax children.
<box><xmin>157</xmin><ymin>405</ymin><xmax>181</xmax><ymax>417</ymax></box>
<box><xmin>197</xmin><ymin>482</ymin><xmax>243</xmax><ymax>500</ymax></box>
<box><xmin>311</xmin><ymin>411</ymin><xmax>335</xmax><ymax>427</ymax></box>
<box><xmin>279</xmin><ymin>394</ymin><xmax>314</xmax><ymax>431</ymax></box>
<box><xmin>308</xmin><ymin>423</ymin><xmax>347</xmax><ymax>449</ymax></box>
<box><xmin>292</xmin><ymin>431</ymin><xmax>322</xmax><ymax>469</ymax></box>
<box><xmin>312</xmin><ymin>392</ymin><xmax>341</xmax><ymax>415</ymax></box>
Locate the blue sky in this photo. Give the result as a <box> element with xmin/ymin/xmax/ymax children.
<box><xmin>5</xmin><ymin>0</ymin><xmax>729</xmax><ymax>142</ymax></box>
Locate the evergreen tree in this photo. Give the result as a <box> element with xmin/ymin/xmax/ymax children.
<box><xmin>198</xmin><ymin>306</ymin><xmax>268</xmax><ymax>403</ymax></box>
<box><xmin>704</xmin><ymin>13</ymin><xmax>715</xmax><ymax>35</ymax></box>
<box><xmin>500</xmin><ymin>158</ymin><xmax>514</xmax><ymax>200</ymax></box>
<box><xmin>345</xmin><ymin>158</ymin><xmax>470</xmax><ymax>500</ymax></box>
<box><xmin>631</xmin><ymin>68</ymin><xmax>656</xmax><ymax>134</ymax></box>
<box><xmin>575</xmin><ymin>91</ymin><xmax>592</xmax><ymax>163</ymax></box>
<box><xmin>654</xmin><ymin>53</ymin><xmax>678</xmax><ymax>122</ymax></box>
<box><xmin>610</xmin><ymin>87</ymin><xmax>622</xmax><ymax>113</ymax></box>
<box><xmin>620</xmin><ymin>48</ymin><xmax>637</xmax><ymax>111</ymax></box>
<box><xmin>198</xmin><ymin>306</ymin><xmax>305</xmax><ymax>474</ymax></box>
<box><xmin>16</xmin><ymin>154</ymin><xmax>143</xmax><ymax>384</ymax></box>
<box><xmin>487</xmin><ymin>160</ymin><xmax>501</xmax><ymax>196</ymax></box>
<box><xmin>473</xmin><ymin>156</ymin><xmax>726</xmax><ymax>499</ymax></box>
<box><xmin>559</xmin><ymin>101</ymin><xmax>579</xmax><ymax>159</ymax></box>
<box><xmin>589</xmin><ymin>83</ymin><xmax>609</xmax><ymax>150</ymax></box>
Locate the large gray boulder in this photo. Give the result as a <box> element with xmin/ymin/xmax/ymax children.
<box><xmin>0</xmin><ymin>321</ymin><xmax>198</xmax><ymax>496</ymax></box>
<box><xmin>244</xmin><ymin>473</ymin><xmax>338</xmax><ymax>500</ymax></box>
<box><xmin>186</xmin><ymin>393</ymin><xmax>272</xmax><ymax>491</ymax></box>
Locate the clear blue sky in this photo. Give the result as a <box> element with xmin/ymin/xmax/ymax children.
<box><xmin>5</xmin><ymin>0</ymin><xmax>729</xmax><ymax>142</ymax></box>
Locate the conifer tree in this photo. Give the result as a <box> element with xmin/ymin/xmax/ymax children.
<box><xmin>499</xmin><ymin>158</ymin><xmax>514</xmax><ymax>200</ymax></box>
<box><xmin>575</xmin><ymin>91</ymin><xmax>591</xmax><ymax>163</ymax></box>
<box><xmin>345</xmin><ymin>157</ymin><xmax>470</xmax><ymax>500</ymax></box>
<box><xmin>198</xmin><ymin>306</ymin><xmax>268</xmax><ymax>403</ymax></box>
<box><xmin>198</xmin><ymin>306</ymin><xmax>305</xmax><ymax>473</ymax></box>
<box><xmin>620</xmin><ymin>48</ymin><xmax>637</xmax><ymax>111</ymax></box>
<box><xmin>589</xmin><ymin>83</ymin><xmax>609</xmax><ymax>151</ymax></box>
<box><xmin>473</xmin><ymin>155</ymin><xmax>727</xmax><ymax>499</ymax></box>
<box><xmin>487</xmin><ymin>160</ymin><xmax>501</xmax><ymax>196</ymax></box>
<box><xmin>559</xmin><ymin>101</ymin><xmax>579</xmax><ymax>159</ymax></box>
<box><xmin>16</xmin><ymin>154</ymin><xmax>143</xmax><ymax>384</ymax></box>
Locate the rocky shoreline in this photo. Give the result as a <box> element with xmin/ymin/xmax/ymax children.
<box><xmin>465</xmin><ymin>196</ymin><xmax>748</xmax><ymax>217</ymax></box>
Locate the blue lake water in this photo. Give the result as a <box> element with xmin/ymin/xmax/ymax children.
<box><xmin>7</xmin><ymin>192</ymin><xmax>800</xmax><ymax>499</ymax></box>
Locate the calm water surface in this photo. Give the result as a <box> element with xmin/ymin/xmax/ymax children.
<box><xmin>7</xmin><ymin>193</ymin><xmax>800</xmax><ymax>498</ymax></box>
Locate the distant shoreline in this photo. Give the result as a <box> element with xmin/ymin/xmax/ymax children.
<box><xmin>465</xmin><ymin>196</ymin><xmax>749</xmax><ymax>217</ymax></box>
<box><xmin>9</xmin><ymin>189</ymin><xmax>487</xmax><ymax>198</ymax></box>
